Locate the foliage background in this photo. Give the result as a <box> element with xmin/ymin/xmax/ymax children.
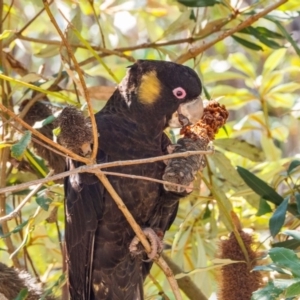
<box><xmin>1</xmin><ymin>0</ymin><xmax>300</xmax><ymax>299</ymax></box>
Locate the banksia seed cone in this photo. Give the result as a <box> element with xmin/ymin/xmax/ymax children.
<box><xmin>55</xmin><ymin>106</ymin><xmax>93</xmax><ymax>156</ymax></box>
<box><xmin>163</xmin><ymin>100</ymin><xmax>228</xmax><ymax>193</ymax></box>
<box><xmin>217</xmin><ymin>230</ymin><xmax>262</xmax><ymax>300</ymax></box>
<box><xmin>0</xmin><ymin>263</ymin><xmax>55</xmax><ymax>300</ymax></box>
<box><xmin>20</xmin><ymin>100</ymin><xmax>66</xmax><ymax>174</ymax></box>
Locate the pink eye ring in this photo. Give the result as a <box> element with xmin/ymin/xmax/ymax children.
<box><xmin>172</xmin><ymin>87</ymin><xmax>186</xmax><ymax>99</ymax></box>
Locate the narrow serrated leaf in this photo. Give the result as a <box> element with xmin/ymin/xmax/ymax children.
<box><xmin>263</xmin><ymin>48</ymin><xmax>287</xmax><ymax>75</ymax></box>
<box><xmin>236</xmin><ymin>166</ymin><xmax>283</xmax><ymax>205</ymax></box>
<box><xmin>228</xmin><ymin>53</ymin><xmax>257</xmax><ymax>78</ymax></box>
<box><xmin>269</xmin><ymin>197</ymin><xmax>289</xmax><ymax>237</ymax></box>
<box><xmin>177</xmin><ymin>0</ymin><xmax>221</xmax><ymax>7</ymax></box>
<box><xmin>267</xmin><ymin>18</ymin><xmax>300</xmax><ymax>57</ymax></box>
<box><xmin>232</xmin><ymin>35</ymin><xmax>263</xmax><ymax>51</ymax></box>
<box><xmin>254</xmin><ymin>26</ymin><xmax>285</xmax><ymax>39</ymax></box>
<box><xmin>214</xmin><ymin>139</ymin><xmax>265</xmax><ymax>162</ymax></box>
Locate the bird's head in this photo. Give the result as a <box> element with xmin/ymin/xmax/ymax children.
<box><xmin>118</xmin><ymin>60</ymin><xmax>203</xmax><ymax>127</ymax></box>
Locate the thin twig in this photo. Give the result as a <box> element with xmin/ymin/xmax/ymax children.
<box><xmin>0</xmin><ymin>147</ymin><xmax>21</xmax><ymax>267</ymax></box>
<box><xmin>1</xmin><ymin>113</ymin><xmax>68</xmax><ymax>161</ymax></box>
<box><xmin>17</xmin><ymin>0</ymin><xmax>54</xmax><ymax>35</ymax></box>
<box><xmin>162</xmin><ymin>253</ymin><xmax>208</xmax><ymax>300</ymax></box>
<box><xmin>0</xmin><ymin>150</ymin><xmax>213</xmax><ymax>195</ymax></box>
<box><xmin>0</xmin><ymin>102</ymin><xmax>89</xmax><ymax>164</ymax></box>
<box><xmin>148</xmin><ymin>273</ymin><xmax>171</xmax><ymax>300</ymax></box>
<box><xmin>157</xmin><ymin>256</ymin><xmax>183</xmax><ymax>300</ymax></box>
<box><xmin>89</xmin><ymin>1</ymin><xmax>106</xmax><ymax>48</ymax></box>
<box><xmin>0</xmin><ymin>171</ymin><xmax>54</xmax><ymax>223</ymax></box>
<box><xmin>1</xmin><ymin>0</ymin><xmax>14</xmax><ymax>23</ymax></box>
<box><xmin>101</xmin><ymin>171</ymin><xmax>197</xmax><ymax>191</ymax></box>
<box><xmin>43</xmin><ymin>0</ymin><xmax>98</xmax><ymax>161</ymax></box>
<box><xmin>175</xmin><ymin>0</ymin><xmax>288</xmax><ymax>64</ymax></box>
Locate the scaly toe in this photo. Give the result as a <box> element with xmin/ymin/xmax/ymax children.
<box><xmin>129</xmin><ymin>228</ymin><xmax>163</xmax><ymax>261</ymax></box>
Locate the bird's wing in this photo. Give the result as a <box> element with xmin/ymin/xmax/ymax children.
<box><xmin>64</xmin><ymin>158</ymin><xmax>105</xmax><ymax>299</ymax></box>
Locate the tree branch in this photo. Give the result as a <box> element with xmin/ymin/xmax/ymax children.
<box><xmin>0</xmin><ymin>102</ymin><xmax>89</xmax><ymax>164</ymax></box>
<box><xmin>43</xmin><ymin>0</ymin><xmax>99</xmax><ymax>161</ymax></box>
<box><xmin>175</xmin><ymin>0</ymin><xmax>288</xmax><ymax>64</ymax></box>
<box><xmin>0</xmin><ymin>149</ymin><xmax>212</xmax><ymax>196</ymax></box>
<box><xmin>0</xmin><ymin>171</ymin><xmax>54</xmax><ymax>223</ymax></box>
<box><xmin>162</xmin><ymin>253</ymin><xmax>208</xmax><ymax>300</ymax></box>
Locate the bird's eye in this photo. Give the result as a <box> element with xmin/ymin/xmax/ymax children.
<box><xmin>172</xmin><ymin>87</ymin><xmax>186</xmax><ymax>99</ymax></box>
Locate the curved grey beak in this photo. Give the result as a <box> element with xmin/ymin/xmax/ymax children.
<box><xmin>168</xmin><ymin>96</ymin><xmax>203</xmax><ymax>128</ymax></box>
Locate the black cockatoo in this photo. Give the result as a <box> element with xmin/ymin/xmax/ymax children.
<box><xmin>64</xmin><ymin>60</ymin><xmax>203</xmax><ymax>299</ymax></box>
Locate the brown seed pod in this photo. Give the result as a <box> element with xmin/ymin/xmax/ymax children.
<box><xmin>163</xmin><ymin>100</ymin><xmax>229</xmax><ymax>193</ymax></box>
<box><xmin>217</xmin><ymin>230</ymin><xmax>263</xmax><ymax>300</ymax></box>
<box><xmin>55</xmin><ymin>106</ymin><xmax>93</xmax><ymax>156</ymax></box>
<box><xmin>20</xmin><ymin>100</ymin><xmax>66</xmax><ymax>175</ymax></box>
<box><xmin>0</xmin><ymin>263</ymin><xmax>55</xmax><ymax>300</ymax></box>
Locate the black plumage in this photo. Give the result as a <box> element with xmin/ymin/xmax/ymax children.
<box><xmin>64</xmin><ymin>60</ymin><xmax>202</xmax><ymax>299</ymax></box>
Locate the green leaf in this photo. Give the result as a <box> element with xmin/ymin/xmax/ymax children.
<box><xmin>272</xmin><ymin>239</ymin><xmax>300</xmax><ymax>250</ymax></box>
<box><xmin>260</xmin><ymin>136</ymin><xmax>281</xmax><ymax>161</ymax></box>
<box><xmin>269</xmin><ymin>197</ymin><xmax>289</xmax><ymax>237</ymax></box>
<box><xmin>232</xmin><ymin>35</ymin><xmax>263</xmax><ymax>51</ymax></box>
<box><xmin>257</xmin><ymin>198</ymin><xmax>272</xmax><ymax>216</ymax></box>
<box><xmin>283</xmin><ymin>230</ymin><xmax>300</xmax><ymax>241</ymax></box>
<box><xmin>228</xmin><ymin>53</ymin><xmax>257</xmax><ymax>78</ymax></box>
<box><xmin>263</xmin><ymin>48</ymin><xmax>287</xmax><ymax>75</ymax></box>
<box><xmin>236</xmin><ymin>166</ymin><xmax>283</xmax><ymax>205</ymax></box>
<box><xmin>160</xmin><ymin>10</ymin><xmax>194</xmax><ymax>39</ymax></box>
<box><xmin>177</xmin><ymin>0</ymin><xmax>221</xmax><ymax>7</ymax></box>
<box><xmin>11</xmin><ymin>131</ymin><xmax>32</xmax><ymax>160</ymax></box>
<box><xmin>286</xmin><ymin>280</ymin><xmax>300</xmax><ymax>297</ymax></box>
<box><xmin>269</xmin><ymin>248</ymin><xmax>300</xmax><ymax>277</ymax></box>
<box><xmin>253</xmin><ymin>264</ymin><xmax>288</xmax><ymax>275</ymax></box>
<box><xmin>34</xmin><ymin>44</ymin><xmax>59</xmax><ymax>58</ymax></box>
<box><xmin>14</xmin><ymin>288</ymin><xmax>28</xmax><ymax>300</ymax></box>
<box><xmin>211</xmin><ymin>152</ymin><xmax>245</xmax><ymax>190</ymax></box>
<box><xmin>254</xmin><ymin>26</ymin><xmax>285</xmax><ymax>39</ymax></box>
<box><xmin>265</xmin><ymin>92</ymin><xmax>295</xmax><ymax>109</ymax></box>
<box><xmin>251</xmin><ymin>281</ymin><xmax>282</xmax><ymax>300</ymax></box>
<box><xmin>202</xmin><ymin>85</ymin><xmax>211</xmax><ymax>99</ymax></box>
<box><xmin>267</xmin><ymin>18</ymin><xmax>300</xmax><ymax>57</ymax></box>
<box><xmin>287</xmin><ymin>160</ymin><xmax>300</xmax><ymax>175</ymax></box>
<box><xmin>1</xmin><ymin>220</ymin><xmax>29</xmax><ymax>238</ymax></box>
<box><xmin>36</xmin><ymin>195</ymin><xmax>52</xmax><ymax>211</ymax></box>
<box><xmin>214</xmin><ymin>139</ymin><xmax>265</xmax><ymax>162</ymax></box>
<box><xmin>32</xmin><ymin>115</ymin><xmax>56</xmax><ymax>129</ymax></box>
<box><xmin>239</xmin><ymin>26</ymin><xmax>283</xmax><ymax>49</ymax></box>
<box><xmin>269</xmin><ymin>82</ymin><xmax>300</xmax><ymax>94</ymax></box>
<box><xmin>241</xmin><ymin>26</ymin><xmax>282</xmax><ymax>49</ymax></box>
<box><xmin>0</xmin><ymin>29</ymin><xmax>14</xmax><ymax>40</ymax></box>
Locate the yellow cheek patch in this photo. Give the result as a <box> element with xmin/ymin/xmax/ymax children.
<box><xmin>138</xmin><ymin>71</ymin><xmax>161</xmax><ymax>105</ymax></box>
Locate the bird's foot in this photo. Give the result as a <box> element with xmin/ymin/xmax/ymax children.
<box><xmin>129</xmin><ymin>227</ymin><xmax>164</xmax><ymax>261</ymax></box>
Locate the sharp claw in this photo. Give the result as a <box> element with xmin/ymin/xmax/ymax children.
<box><xmin>129</xmin><ymin>228</ymin><xmax>163</xmax><ymax>261</ymax></box>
